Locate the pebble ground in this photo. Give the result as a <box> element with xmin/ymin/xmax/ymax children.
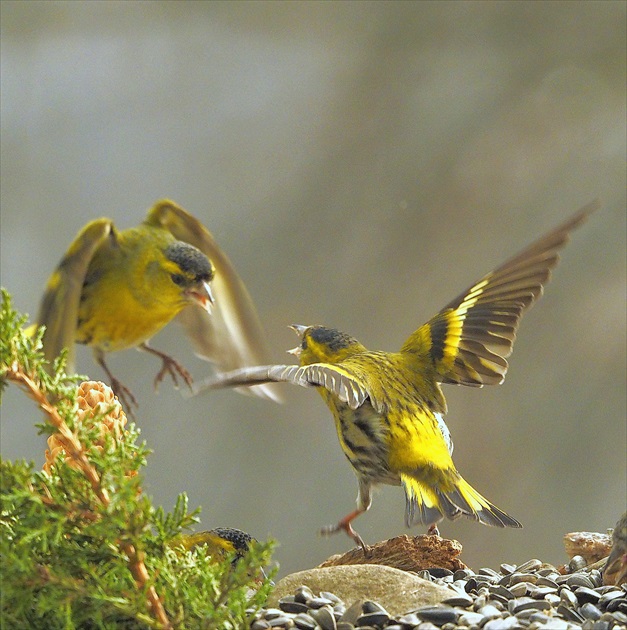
<box><xmin>250</xmin><ymin>556</ymin><xmax>626</xmax><ymax>629</ymax></box>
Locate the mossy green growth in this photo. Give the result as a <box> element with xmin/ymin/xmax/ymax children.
<box><xmin>0</xmin><ymin>289</ymin><xmax>275</xmax><ymax>629</ymax></box>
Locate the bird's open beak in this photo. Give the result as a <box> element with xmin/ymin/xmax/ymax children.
<box><xmin>289</xmin><ymin>324</ymin><xmax>308</xmax><ymax>336</ymax></box>
<box><xmin>287</xmin><ymin>324</ymin><xmax>307</xmax><ymax>357</ymax></box>
<box><xmin>188</xmin><ymin>281</ymin><xmax>215</xmax><ymax>313</ymax></box>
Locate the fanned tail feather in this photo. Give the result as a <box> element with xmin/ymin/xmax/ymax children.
<box><xmin>401</xmin><ymin>473</ymin><xmax>522</xmax><ymax>529</ymax></box>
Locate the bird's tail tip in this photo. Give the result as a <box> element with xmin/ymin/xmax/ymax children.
<box><xmin>402</xmin><ymin>473</ymin><xmax>522</xmax><ymax>530</ymax></box>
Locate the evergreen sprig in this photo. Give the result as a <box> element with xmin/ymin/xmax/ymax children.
<box><xmin>0</xmin><ymin>289</ymin><xmax>275</xmax><ymax>629</ymax></box>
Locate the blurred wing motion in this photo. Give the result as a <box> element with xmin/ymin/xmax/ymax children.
<box><xmin>401</xmin><ymin>200</ymin><xmax>600</xmax><ymax>387</ymax></box>
<box><xmin>148</xmin><ymin>201</ymin><xmax>281</xmax><ymax>402</ymax></box>
<box><xmin>36</xmin><ymin>219</ymin><xmax>113</xmax><ymax>372</ymax></box>
<box><xmin>194</xmin><ymin>362</ymin><xmax>373</xmax><ymax>410</ymax></box>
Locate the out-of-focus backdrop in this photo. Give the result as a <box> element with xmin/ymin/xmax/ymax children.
<box><xmin>1</xmin><ymin>1</ymin><xmax>625</xmax><ymax>578</ymax></box>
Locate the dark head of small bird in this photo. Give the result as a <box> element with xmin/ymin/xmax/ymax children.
<box><xmin>164</xmin><ymin>242</ymin><xmax>215</xmax><ymax>310</ymax></box>
<box><xmin>209</xmin><ymin>527</ymin><xmax>254</xmax><ymax>562</ymax></box>
<box><xmin>289</xmin><ymin>324</ymin><xmax>365</xmax><ymax>365</ymax></box>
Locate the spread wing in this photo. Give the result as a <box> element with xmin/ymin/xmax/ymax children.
<box><xmin>401</xmin><ymin>200</ymin><xmax>599</xmax><ymax>386</ymax></box>
<box><xmin>36</xmin><ymin>219</ymin><xmax>112</xmax><ymax>372</ymax></box>
<box><xmin>194</xmin><ymin>362</ymin><xmax>376</xmax><ymax>411</ymax></box>
<box><xmin>147</xmin><ymin>200</ymin><xmax>281</xmax><ymax>402</ymax></box>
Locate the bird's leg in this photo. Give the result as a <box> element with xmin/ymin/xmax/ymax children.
<box><xmin>320</xmin><ymin>479</ymin><xmax>372</xmax><ymax>555</ymax></box>
<box><xmin>427</xmin><ymin>523</ymin><xmax>441</xmax><ymax>536</ymax></box>
<box><xmin>138</xmin><ymin>342</ymin><xmax>193</xmax><ymax>391</ymax></box>
<box><xmin>320</xmin><ymin>508</ymin><xmax>369</xmax><ymax>554</ymax></box>
<box><xmin>94</xmin><ymin>350</ymin><xmax>138</xmax><ymax>413</ymax></box>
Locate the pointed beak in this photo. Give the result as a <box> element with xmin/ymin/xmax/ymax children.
<box><xmin>189</xmin><ymin>281</ymin><xmax>215</xmax><ymax>313</ymax></box>
<box><xmin>289</xmin><ymin>324</ymin><xmax>308</xmax><ymax>336</ymax></box>
<box><xmin>287</xmin><ymin>324</ymin><xmax>307</xmax><ymax>357</ymax></box>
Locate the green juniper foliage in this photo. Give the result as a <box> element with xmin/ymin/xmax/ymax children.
<box><xmin>0</xmin><ymin>289</ymin><xmax>275</xmax><ymax>629</ymax></box>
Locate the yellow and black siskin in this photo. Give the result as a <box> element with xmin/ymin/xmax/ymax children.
<box><xmin>174</xmin><ymin>527</ymin><xmax>255</xmax><ymax>566</ymax></box>
<box><xmin>172</xmin><ymin>527</ymin><xmax>270</xmax><ymax>582</ymax></box>
<box><xmin>200</xmin><ymin>201</ymin><xmax>599</xmax><ymax>550</ymax></box>
<box><xmin>35</xmin><ymin>199</ymin><xmax>279</xmax><ymax>409</ymax></box>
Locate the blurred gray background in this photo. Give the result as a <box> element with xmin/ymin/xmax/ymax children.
<box><xmin>1</xmin><ymin>1</ymin><xmax>625</xmax><ymax>578</ymax></box>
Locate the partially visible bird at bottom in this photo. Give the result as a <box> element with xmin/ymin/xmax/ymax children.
<box><xmin>197</xmin><ymin>202</ymin><xmax>599</xmax><ymax>551</ymax></box>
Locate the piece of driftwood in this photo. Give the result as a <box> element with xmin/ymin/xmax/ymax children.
<box><xmin>318</xmin><ymin>535</ymin><xmax>466</xmax><ymax>573</ymax></box>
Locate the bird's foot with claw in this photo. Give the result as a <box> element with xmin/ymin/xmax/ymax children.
<box><xmin>427</xmin><ymin>523</ymin><xmax>441</xmax><ymax>536</ymax></box>
<box><xmin>109</xmin><ymin>378</ymin><xmax>138</xmax><ymax>417</ymax></box>
<box><xmin>153</xmin><ymin>356</ymin><xmax>193</xmax><ymax>391</ymax></box>
<box><xmin>139</xmin><ymin>344</ymin><xmax>194</xmax><ymax>391</ymax></box>
<box><xmin>320</xmin><ymin>520</ymin><xmax>370</xmax><ymax>556</ymax></box>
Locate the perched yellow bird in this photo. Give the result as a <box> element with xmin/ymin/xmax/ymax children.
<box><xmin>173</xmin><ymin>527</ymin><xmax>256</xmax><ymax>565</ymax></box>
<box><xmin>201</xmin><ymin>202</ymin><xmax>599</xmax><ymax>550</ymax></box>
<box><xmin>172</xmin><ymin>527</ymin><xmax>269</xmax><ymax>582</ymax></box>
<box><xmin>35</xmin><ymin>200</ymin><xmax>279</xmax><ymax>409</ymax></box>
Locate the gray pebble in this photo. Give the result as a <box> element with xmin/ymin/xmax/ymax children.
<box><xmin>568</xmin><ymin>555</ymin><xmax>588</xmax><ymax>572</ymax></box>
<box><xmin>311</xmin><ymin>604</ymin><xmax>337</xmax><ymax>630</ymax></box>
<box><xmin>589</xmin><ymin>570</ymin><xmax>604</xmax><ymax>588</ymax></box>
<box><xmin>511</xmin><ymin>598</ymin><xmax>551</xmax><ymax>613</ymax></box>
<box><xmin>251</xmin><ymin>620</ymin><xmax>271</xmax><ymax>630</ymax></box>
<box><xmin>263</xmin><ymin>608</ymin><xmax>285</xmax><ymax>619</ymax></box>
<box><xmin>557</xmin><ymin>603</ymin><xmax>584</xmax><ymax>622</ymax></box>
<box><xmin>294</xmin><ymin>585</ymin><xmax>315</xmax><ymax>603</ymax></box>
<box><xmin>580</xmin><ymin>602</ymin><xmax>602</xmax><ymax>620</ymax></box>
<box><xmin>293</xmin><ymin>613</ymin><xmax>318</xmax><ymax>630</ymax></box>
<box><xmin>614</xmin><ymin>610</ymin><xmax>627</xmax><ymax>623</ymax></box>
<box><xmin>415</xmin><ymin>605</ymin><xmax>460</xmax><ymax>625</ymax></box>
<box><xmin>489</xmin><ymin>585</ymin><xmax>515</xmax><ymax>600</ymax></box>
<box><xmin>321</xmin><ymin>591</ymin><xmax>344</xmax><ymax>605</ymax></box>
<box><xmin>442</xmin><ymin>593</ymin><xmax>474</xmax><ymax>607</ymax></box>
<box><xmin>397</xmin><ymin>612</ymin><xmax>421</xmax><ymax>625</ymax></box>
<box><xmin>339</xmin><ymin>600</ymin><xmax>364</xmax><ymax>624</ymax></box>
<box><xmin>308</xmin><ymin>596</ymin><xmax>335</xmax><ymax>609</ymax></box>
<box><xmin>509</xmin><ymin>573</ymin><xmax>538</xmax><ymax>585</ymax></box>
<box><xmin>535</xmin><ymin>576</ymin><xmax>559</xmax><ymax>588</ymax></box>
<box><xmin>280</xmin><ymin>600</ymin><xmax>310</xmax><ymax>614</ymax></box>
<box><xmin>528</xmin><ymin>586</ymin><xmax>557</xmax><ymax>599</ymax></box>
<box><xmin>362</xmin><ymin>601</ymin><xmax>388</xmax><ymax>615</ymax></box>
<box><xmin>483</xmin><ymin>616</ymin><xmax>520</xmax><ymax>630</ymax></box>
<box><xmin>607</xmin><ymin>596</ymin><xmax>627</xmax><ymax>613</ymax></box>
<box><xmin>517</xmin><ymin>559</ymin><xmax>543</xmax><ymax>573</ymax></box>
<box><xmin>598</xmin><ymin>589</ymin><xmax>623</xmax><ymax>608</ymax></box>
<box><xmin>575</xmin><ymin>586</ymin><xmax>602</xmax><ymax>604</ymax></box>
<box><xmin>566</xmin><ymin>574</ymin><xmax>595</xmax><ymax>589</ymax></box>
<box><xmin>458</xmin><ymin>610</ymin><xmax>484</xmax><ymax>625</ymax></box>
<box><xmin>268</xmin><ymin>615</ymin><xmax>295</xmax><ymax>627</ymax></box>
<box><xmin>480</xmin><ymin>567</ymin><xmax>502</xmax><ymax>578</ymax></box>
<box><xmin>560</xmin><ymin>588</ymin><xmax>579</xmax><ymax>607</ymax></box>
<box><xmin>356</xmin><ymin>611</ymin><xmax>390</xmax><ymax>627</ymax></box>
<box><xmin>477</xmin><ymin>603</ymin><xmax>502</xmax><ymax>619</ymax></box>
<box><xmin>508</xmin><ymin>582</ymin><xmax>530</xmax><ymax>597</ymax></box>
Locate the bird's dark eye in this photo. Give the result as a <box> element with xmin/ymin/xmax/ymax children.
<box><xmin>171</xmin><ymin>273</ymin><xmax>185</xmax><ymax>286</ymax></box>
<box><xmin>301</xmin><ymin>338</ymin><xmax>308</xmax><ymax>350</ymax></box>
